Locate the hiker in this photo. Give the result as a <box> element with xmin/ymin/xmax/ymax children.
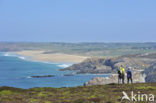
<box><xmin>127</xmin><ymin>67</ymin><xmax>133</xmax><ymax>84</ymax></box>
<box><xmin>118</xmin><ymin>65</ymin><xmax>125</xmax><ymax>84</ymax></box>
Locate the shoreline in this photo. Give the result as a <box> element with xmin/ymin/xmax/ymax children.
<box><xmin>14</xmin><ymin>50</ymin><xmax>88</xmax><ymax>64</ymax></box>
<box><xmin>2</xmin><ymin>51</ymin><xmax>112</xmax><ymax>75</ymax></box>
<box><xmin>1</xmin><ymin>52</ymin><xmax>74</xmax><ymax>68</ymax></box>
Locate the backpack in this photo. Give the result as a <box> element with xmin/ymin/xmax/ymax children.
<box><xmin>118</xmin><ymin>68</ymin><xmax>122</xmax><ymax>75</ymax></box>
<box><xmin>127</xmin><ymin>70</ymin><xmax>132</xmax><ymax>78</ymax></box>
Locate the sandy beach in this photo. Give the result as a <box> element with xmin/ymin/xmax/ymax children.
<box><xmin>15</xmin><ymin>50</ymin><xmax>88</xmax><ymax>63</ymax></box>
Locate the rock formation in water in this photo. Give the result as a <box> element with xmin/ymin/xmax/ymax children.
<box><xmin>30</xmin><ymin>75</ymin><xmax>54</xmax><ymax>78</ymax></box>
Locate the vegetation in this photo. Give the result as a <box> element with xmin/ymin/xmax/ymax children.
<box><xmin>0</xmin><ymin>83</ymin><xmax>156</xmax><ymax>103</ymax></box>
<box><xmin>0</xmin><ymin>42</ymin><xmax>156</xmax><ymax>57</ymax></box>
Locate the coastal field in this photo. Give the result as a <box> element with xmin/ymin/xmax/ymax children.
<box><xmin>0</xmin><ymin>83</ymin><xmax>156</xmax><ymax>103</ymax></box>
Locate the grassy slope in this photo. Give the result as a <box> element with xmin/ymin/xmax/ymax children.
<box><xmin>0</xmin><ymin>83</ymin><xmax>156</xmax><ymax>103</ymax></box>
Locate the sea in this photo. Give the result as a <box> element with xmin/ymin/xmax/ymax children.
<box><xmin>0</xmin><ymin>52</ymin><xmax>109</xmax><ymax>89</ymax></box>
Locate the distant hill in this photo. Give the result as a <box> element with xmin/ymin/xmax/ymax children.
<box><xmin>0</xmin><ymin>42</ymin><xmax>156</xmax><ymax>57</ymax></box>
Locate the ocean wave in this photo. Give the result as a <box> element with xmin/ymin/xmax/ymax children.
<box><xmin>26</xmin><ymin>76</ymin><xmax>32</xmax><ymax>79</ymax></box>
<box><xmin>2</xmin><ymin>52</ymin><xmax>72</xmax><ymax>68</ymax></box>
<box><xmin>58</xmin><ymin>64</ymin><xmax>72</xmax><ymax>68</ymax></box>
<box><xmin>41</xmin><ymin>62</ymin><xmax>72</xmax><ymax>68</ymax></box>
<box><xmin>4</xmin><ymin>53</ymin><xmax>12</xmax><ymax>56</ymax></box>
<box><xmin>41</xmin><ymin>61</ymin><xmax>59</xmax><ymax>65</ymax></box>
<box><xmin>17</xmin><ymin>56</ymin><xmax>26</xmax><ymax>60</ymax></box>
<box><xmin>3</xmin><ymin>52</ymin><xmax>27</xmax><ymax>60</ymax></box>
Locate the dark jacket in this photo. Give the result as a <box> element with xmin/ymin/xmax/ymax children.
<box><xmin>127</xmin><ymin>70</ymin><xmax>132</xmax><ymax>78</ymax></box>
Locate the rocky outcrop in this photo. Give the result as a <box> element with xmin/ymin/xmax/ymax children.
<box><xmin>84</xmin><ymin>56</ymin><xmax>156</xmax><ymax>86</ymax></box>
<box><xmin>84</xmin><ymin>71</ymin><xmax>146</xmax><ymax>86</ymax></box>
<box><xmin>64</xmin><ymin>74</ymin><xmax>74</xmax><ymax>76</ymax></box>
<box><xmin>144</xmin><ymin>63</ymin><xmax>156</xmax><ymax>83</ymax></box>
<box><xmin>61</xmin><ymin>53</ymin><xmax>156</xmax><ymax>74</ymax></box>
<box><xmin>60</xmin><ymin>53</ymin><xmax>156</xmax><ymax>85</ymax></box>
<box><xmin>30</xmin><ymin>75</ymin><xmax>55</xmax><ymax>78</ymax></box>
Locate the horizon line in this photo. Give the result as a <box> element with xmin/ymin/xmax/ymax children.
<box><xmin>0</xmin><ymin>41</ymin><xmax>156</xmax><ymax>44</ymax></box>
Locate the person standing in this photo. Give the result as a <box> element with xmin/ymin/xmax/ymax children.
<box><xmin>127</xmin><ymin>67</ymin><xmax>133</xmax><ymax>84</ymax></box>
<box><xmin>118</xmin><ymin>67</ymin><xmax>122</xmax><ymax>84</ymax></box>
<box><xmin>118</xmin><ymin>65</ymin><xmax>125</xmax><ymax>84</ymax></box>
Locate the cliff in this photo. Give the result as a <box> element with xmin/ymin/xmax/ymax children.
<box><xmin>144</xmin><ymin>63</ymin><xmax>156</xmax><ymax>83</ymax></box>
<box><xmin>61</xmin><ymin>53</ymin><xmax>156</xmax><ymax>74</ymax></box>
<box><xmin>61</xmin><ymin>53</ymin><xmax>156</xmax><ymax>86</ymax></box>
<box><xmin>84</xmin><ymin>71</ymin><xmax>146</xmax><ymax>86</ymax></box>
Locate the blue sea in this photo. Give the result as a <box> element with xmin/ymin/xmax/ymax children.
<box><xmin>0</xmin><ymin>52</ymin><xmax>109</xmax><ymax>89</ymax></box>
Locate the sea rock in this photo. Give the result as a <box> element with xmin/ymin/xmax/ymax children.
<box><xmin>30</xmin><ymin>75</ymin><xmax>55</xmax><ymax>78</ymax></box>
<box><xmin>84</xmin><ymin>71</ymin><xmax>146</xmax><ymax>86</ymax></box>
<box><xmin>64</xmin><ymin>74</ymin><xmax>74</xmax><ymax>76</ymax></box>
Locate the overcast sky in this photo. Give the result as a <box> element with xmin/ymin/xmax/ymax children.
<box><xmin>0</xmin><ymin>0</ymin><xmax>156</xmax><ymax>42</ymax></box>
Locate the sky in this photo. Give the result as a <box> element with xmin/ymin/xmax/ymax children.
<box><xmin>0</xmin><ymin>0</ymin><xmax>156</xmax><ymax>42</ymax></box>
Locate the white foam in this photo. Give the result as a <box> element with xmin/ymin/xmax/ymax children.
<box><xmin>2</xmin><ymin>52</ymin><xmax>72</xmax><ymax>68</ymax></box>
<box><xmin>4</xmin><ymin>52</ymin><xmax>14</xmax><ymax>57</ymax></box>
<box><xmin>18</xmin><ymin>56</ymin><xmax>26</xmax><ymax>60</ymax></box>
<box><xmin>41</xmin><ymin>61</ymin><xmax>59</xmax><ymax>65</ymax></box>
<box><xmin>3</xmin><ymin>52</ymin><xmax>27</xmax><ymax>60</ymax></box>
<box><xmin>27</xmin><ymin>76</ymin><xmax>32</xmax><ymax>79</ymax></box>
<box><xmin>4</xmin><ymin>53</ymin><xmax>9</xmax><ymax>56</ymax></box>
<box><xmin>58</xmin><ymin>64</ymin><xmax>71</xmax><ymax>68</ymax></box>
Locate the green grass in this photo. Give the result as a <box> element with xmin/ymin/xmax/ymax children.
<box><xmin>0</xmin><ymin>83</ymin><xmax>156</xmax><ymax>103</ymax></box>
<box><xmin>0</xmin><ymin>90</ymin><xmax>14</xmax><ymax>96</ymax></box>
<box><xmin>135</xmin><ymin>86</ymin><xmax>156</xmax><ymax>90</ymax></box>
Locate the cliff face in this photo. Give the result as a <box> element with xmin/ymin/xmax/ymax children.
<box><xmin>61</xmin><ymin>53</ymin><xmax>156</xmax><ymax>86</ymax></box>
<box><xmin>144</xmin><ymin>63</ymin><xmax>156</xmax><ymax>83</ymax></box>
<box><xmin>61</xmin><ymin>53</ymin><xmax>156</xmax><ymax>74</ymax></box>
<box><xmin>84</xmin><ymin>72</ymin><xmax>146</xmax><ymax>86</ymax></box>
